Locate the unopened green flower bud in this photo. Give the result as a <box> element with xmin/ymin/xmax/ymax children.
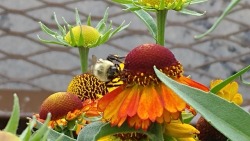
<box><xmin>64</xmin><ymin>25</ymin><xmax>101</xmax><ymax>47</ymax></box>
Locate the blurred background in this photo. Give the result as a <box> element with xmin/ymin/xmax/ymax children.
<box><xmin>0</xmin><ymin>0</ymin><xmax>249</xmax><ymax>129</ymax></box>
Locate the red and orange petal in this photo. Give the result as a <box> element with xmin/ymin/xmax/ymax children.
<box><xmin>39</xmin><ymin>92</ymin><xmax>83</xmax><ymax>120</ymax></box>
<box><xmin>98</xmin><ymin>79</ymin><xmax>207</xmax><ymax>130</ymax></box>
<box><xmin>82</xmin><ymin>99</ymin><xmax>101</xmax><ymax>117</ymax></box>
<box><xmin>127</xmin><ymin>115</ymin><xmax>151</xmax><ymax>131</ymax></box>
<box><xmin>66</xmin><ymin>109</ymin><xmax>83</xmax><ymax>121</ymax></box>
<box><xmin>48</xmin><ymin>119</ymin><xmax>68</xmax><ymax>129</ymax></box>
<box><xmin>176</xmin><ymin>76</ymin><xmax>209</xmax><ymax>92</ymax></box>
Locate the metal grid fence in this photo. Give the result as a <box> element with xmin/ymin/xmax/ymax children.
<box><xmin>0</xmin><ymin>0</ymin><xmax>250</xmax><ymax>105</ymax></box>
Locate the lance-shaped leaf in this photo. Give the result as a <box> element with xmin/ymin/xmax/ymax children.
<box><xmin>124</xmin><ymin>4</ymin><xmax>157</xmax><ymax>39</ymax></box>
<box><xmin>3</xmin><ymin>94</ymin><xmax>20</xmax><ymax>134</ymax></box>
<box><xmin>154</xmin><ymin>66</ymin><xmax>250</xmax><ymax>141</ymax></box>
<box><xmin>210</xmin><ymin>65</ymin><xmax>250</xmax><ymax>94</ymax></box>
<box><xmin>195</xmin><ymin>0</ymin><xmax>240</xmax><ymax>39</ymax></box>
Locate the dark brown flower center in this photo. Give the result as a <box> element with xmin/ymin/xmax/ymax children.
<box><xmin>123</xmin><ymin>44</ymin><xmax>183</xmax><ymax>85</ymax></box>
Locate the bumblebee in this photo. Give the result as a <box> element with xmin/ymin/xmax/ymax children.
<box><xmin>91</xmin><ymin>54</ymin><xmax>125</xmax><ymax>85</ymax></box>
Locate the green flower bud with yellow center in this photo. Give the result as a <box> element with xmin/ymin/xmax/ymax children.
<box><xmin>38</xmin><ymin>8</ymin><xmax>129</xmax><ymax>48</ymax></box>
<box><xmin>64</xmin><ymin>25</ymin><xmax>101</xmax><ymax>47</ymax></box>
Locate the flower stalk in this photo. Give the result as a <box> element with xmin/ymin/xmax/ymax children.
<box><xmin>156</xmin><ymin>9</ymin><xmax>167</xmax><ymax>46</ymax></box>
<box><xmin>78</xmin><ymin>47</ymin><xmax>89</xmax><ymax>73</ymax></box>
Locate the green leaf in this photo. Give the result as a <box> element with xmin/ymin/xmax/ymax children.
<box><xmin>194</xmin><ymin>0</ymin><xmax>240</xmax><ymax>39</ymax></box>
<box><xmin>75</xmin><ymin>8</ymin><xmax>82</xmax><ymax>26</ymax></box>
<box><xmin>30</xmin><ymin>113</ymin><xmax>51</xmax><ymax>141</ymax></box>
<box><xmin>54</xmin><ymin>13</ymin><xmax>66</xmax><ymax>36</ymax></box>
<box><xmin>181</xmin><ymin>112</ymin><xmax>194</xmax><ymax>124</ymax></box>
<box><xmin>39</xmin><ymin>22</ymin><xmax>58</xmax><ymax>36</ymax></box>
<box><xmin>78</xmin><ymin>26</ymin><xmax>84</xmax><ymax>47</ymax></box>
<box><xmin>77</xmin><ymin>121</ymin><xmax>103</xmax><ymax>141</ymax></box>
<box><xmin>163</xmin><ymin>135</ymin><xmax>176</xmax><ymax>141</ymax></box>
<box><xmin>87</xmin><ymin>14</ymin><xmax>92</xmax><ymax>26</ymax></box>
<box><xmin>3</xmin><ymin>94</ymin><xmax>20</xmax><ymax>134</ymax></box>
<box><xmin>240</xmin><ymin>75</ymin><xmax>250</xmax><ymax>85</ymax></box>
<box><xmin>96</xmin><ymin>8</ymin><xmax>109</xmax><ymax>32</ymax></box>
<box><xmin>37</xmin><ymin>35</ymin><xmax>68</xmax><ymax>46</ymax></box>
<box><xmin>97</xmin><ymin>21</ymin><xmax>107</xmax><ymax>34</ymax></box>
<box><xmin>77</xmin><ymin>122</ymin><xmax>164</xmax><ymax>141</ymax></box>
<box><xmin>110</xmin><ymin>21</ymin><xmax>130</xmax><ymax>38</ymax></box>
<box><xmin>180</xmin><ymin>8</ymin><xmax>205</xmax><ymax>16</ymax></box>
<box><xmin>111</xmin><ymin>0</ymin><xmax>132</xmax><ymax>4</ymax></box>
<box><xmin>124</xmin><ymin>4</ymin><xmax>157</xmax><ymax>39</ymax></box>
<box><xmin>19</xmin><ymin>116</ymin><xmax>36</xmax><ymax>141</ymax></box>
<box><xmin>210</xmin><ymin>65</ymin><xmax>250</xmax><ymax>94</ymax></box>
<box><xmin>189</xmin><ymin>0</ymin><xmax>207</xmax><ymax>4</ymax></box>
<box><xmin>35</xmin><ymin>120</ymin><xmax>76</xmax><ymax>141</ymax></box>
<box><xmin>99</xmin><ymin>29</ymin><xmax>112</xmax><ymax>44</ymax></box>
<box><xmin>69</xmin><ymin>25</ymin><xmax>76</xmax><ymax>46</ymax></box>
<box><xmin>154</xmin><ymin>66</ymin><xmax>250</xmax><ymax>141</ymax></box>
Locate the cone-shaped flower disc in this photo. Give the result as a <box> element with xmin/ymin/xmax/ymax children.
<box><xmin>67</xmin><ymin>73</ymin><xmax>108</xmax><ymax>101</ymax></box>
<box><xmin>39</xmin><ymin>92</ymin><xmax>83</xmax><ymax>120</ymax></box>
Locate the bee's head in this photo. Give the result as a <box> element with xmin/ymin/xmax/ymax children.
<box><xmin>107</xmin><ymin>65</ymin><xmax>120</xmax><ymax>80</ymax></box>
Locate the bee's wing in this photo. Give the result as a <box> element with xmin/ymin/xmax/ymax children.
<box><xmin>88</xmin><ymin>55</ymin><xmax>98</xmax><ymax>73</ymax></box>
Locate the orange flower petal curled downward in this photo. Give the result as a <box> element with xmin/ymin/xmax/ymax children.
<box><xmin>127</xmin><ymin>114</ymin><xmax>151</xmax><ymax>131</ymax></box>
<box><xmin>98</xmin><ymin>85</ymin><xmax>124</xmax><ymax>112</ymax></box>
<box><xmin>137</xmin><ymin>85</ymin><xmax>163</xmax><ymax>121</ymax></box>
<box><xmin>118</xmin><ymin>86</ymin><xmax>140</xmax><ymax>118</ymax></box>
<box><xmin>159</xmin><ymin>83</ymin><xmax>186</xmax><ymax>113</ymax></box>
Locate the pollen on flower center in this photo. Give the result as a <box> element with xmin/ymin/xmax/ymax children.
<box><xmin>123</xmin><ymin>43</ymin><xmax>183</xmax><ymax>86</ymax></box>
<box><xmin>67</xmin><ymin>73</ymin><xmax>108</xmax><ymax>101</ymax></box>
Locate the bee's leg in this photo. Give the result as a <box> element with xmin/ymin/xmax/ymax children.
<box><xmin>106</xmin><ymin>83</ymin><xmax>122</xmax><ymax>87</ymax></box>
<box><xmin>107</xmin><ymin>54</ymin><xmax>125</xmax><ymax>63</ymax></box>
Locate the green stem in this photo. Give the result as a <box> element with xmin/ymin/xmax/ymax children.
<box><xmin>78</xmin><ymin>47</ymin><xmax>89</xmax><ymax>73</ymax></box>
<box><xmin>156</xmin><ymin>10</ymin><xmax>168</xmax><ymax>46</ymax></box>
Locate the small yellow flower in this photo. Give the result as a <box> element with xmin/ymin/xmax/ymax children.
<box><xmin>210</xmin><ymin>79</ymin><xmax>243</xmax><ymax>105</ymax></box>
<box><xmin>64</xmin><ymin>25</ymin><xmax>101</xmax><ymax>47</ymax></box>
<box><xmin>165</xmin><ymin>120</ymin><xmax>199</xmax><ymax>140</ymax></box>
